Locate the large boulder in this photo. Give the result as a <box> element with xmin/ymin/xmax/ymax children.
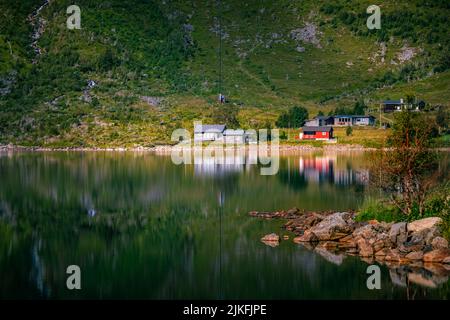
<box><xmin>431</xmin><ymin>236</ymin><xmax>449</xmax><ymax>250</ymax></box>
<box><xmin>407</xmin><ymin>217</ymin><xmax>442</xmax><ymax>233</ymax></box>
<box><xmin>423</xmin><ymin>248</ymin><xmax>450</xmax><ymax>263</ymax></box>
<box><xmin>389</xmin><ymin>222</ymin><xmax>407</xmax><ymax>245</ymax></box>
<box><xmin>308</xmin><ymin>212</ymin><xmax>353</xmax><ymax>241</ymax></box>
<box><xmin>399</xmin><ymin>229</ymin><xmax>427</xmax><ymax>253</ymax></box>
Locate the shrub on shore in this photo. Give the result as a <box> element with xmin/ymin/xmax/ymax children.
<box><xmin>357</xmin><ymin>184</ymin><xmax>450</xmax><ymax>239</ymax></box>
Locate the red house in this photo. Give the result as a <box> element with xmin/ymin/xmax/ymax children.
<box><xmin>301</xmin><ymin>126</ymin><xmax>334</xmax><ymax>140</ymax></box>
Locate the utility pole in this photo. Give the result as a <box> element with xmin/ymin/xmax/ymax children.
<box><xmin>379</xmin><ymin>102</ymin><xmax>382</xmax><ymax>128</ymax></box>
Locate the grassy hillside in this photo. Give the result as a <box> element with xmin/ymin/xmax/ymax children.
<box><xmin>0</xmin><ymin>0</ymin><xmax>448</xmax><ymax>147</ymax></box>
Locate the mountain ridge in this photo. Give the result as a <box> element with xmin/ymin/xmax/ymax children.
<box><xmin>0</xmin><ymin>0</ymin><xmax>448</xmax><ymax>147</ymax></box>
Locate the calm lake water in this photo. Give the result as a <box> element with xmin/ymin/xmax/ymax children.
<box><xmin>0</xmin><ymin>151</ymin><xmax>448</xmax><ymax>299</ymax></box>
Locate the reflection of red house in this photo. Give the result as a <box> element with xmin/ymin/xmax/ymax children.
<box><xmin>301</xmin><ymin>126</ymin><xmax>333</xmax><ymax>140</ymax></box>
<box><xmin>299</xmin><ymin>156</ymin><xmax>335</xmax><ymax>183</ymax></box>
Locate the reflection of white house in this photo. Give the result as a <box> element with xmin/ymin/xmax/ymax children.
<box><xmin>194</xmin><ymin>153</ymin><xmax>245</xmax><ymax>176</ymax></box>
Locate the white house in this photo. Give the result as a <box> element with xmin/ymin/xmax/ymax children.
<box><xmin>194</xmin><ymin>124</ymin><xmax>255</xmax><ymax>144</ymax></box>
<box><xmin>223</xmin><ymin>129</ymin><xmax>245</xmax><ymax>144</ymax></box>
<box><xmin>194</xmin><ymin>124</ymin><xmax>226</xmax><ymax>142</ymax></box>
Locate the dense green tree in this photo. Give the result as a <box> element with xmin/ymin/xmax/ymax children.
<box><xmin>353</xmin><ymin>101</ymin><xmax>366</xmax><ymax>115</ymax></box>
<box><xmin>290</xmin><ymin>106</ymin><xmax>309</xmax><ymax>127</ymax></box>
<box><xmin>329</xmin><ymin>101</ymin><xmax>367</xmax><ymax>116</ymax></box>
<box><xmin>276</xmin><ymin>106</ymin><xmax>308</xmax><ymax>128</ymax></box>
<box><xmin>275</xmin><ymin>113</ymin><xmax>290</xmax><ymax>128</ymax></box>
<box><xmin>406</xmin><ymin>93</ymin><xmax>416</xmax><ymax>105</ymax></box>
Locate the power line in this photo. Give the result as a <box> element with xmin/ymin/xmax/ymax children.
<box><xmin>218</xmin><ymin>0</ymin><xmax>223</xmax><ymax>98</ymax></box>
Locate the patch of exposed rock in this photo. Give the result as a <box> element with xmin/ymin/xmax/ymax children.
<box><xmin>80</xmin><ymin>80</ymin><xmax>97</xmax><ymax>103</ymax></box>
<box><xmin>396</xmin><ymin>45</ymin><xmax>417</xmax><ymax>64</ymax></box>
<box><xmin>210</xmin><ymin>17</ymin><xmax>229</xmax><ymax>40</ymax></box>
<box><xmin>290</xmin><ymin>22</ymin><xmax>322</xmax><ymax>50</ymax></box>
<box><xmin>28</xmin><ymin>0</ymin><xmax>51</xmax><ymax>63</ymax></box>
<box><xmin>140</xmin><ymin>96</ymin><xmax>163</xmax><ymax>107</ymax></box>
<box><xmin>369</xmin><ymin>42</ymin><xmax>387</xmax><ymax>65</ymax></box>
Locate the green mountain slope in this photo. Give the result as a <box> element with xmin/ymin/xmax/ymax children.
<box><xmin>0</xmin><ymin>0</ymin><xmax>449</xmax><ymax>147</ymax></box>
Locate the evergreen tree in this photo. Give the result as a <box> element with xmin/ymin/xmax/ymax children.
<box><xmin>276</xmin><ymin>106</ymin><xmax>309</xmax><ymax>128</ymax></box>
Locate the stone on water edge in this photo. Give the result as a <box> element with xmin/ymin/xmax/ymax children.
<box><xmin>261</xmin><ymin>233</ymin><xmax>280</xmax><ymax>242</ymax></box>
<box><xmin>308</xmin><ymin>212</ymin><xmax>352</xmax><ymax>241</ymax></box>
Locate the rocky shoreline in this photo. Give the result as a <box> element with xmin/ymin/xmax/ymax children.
<box><xmin>0</xmin><ymin>143</ymin><xmax>373</xmax><ymax>152</ymax></box>
<box><xmin>2</xmin><ymin>143</ymin><xmax>450</xmax><ymax>153</ymax></box>
<box><xmin>252</xmin><ymin>208</ymin><xmax>450</xmax><ymax>264</ymax></box>
<box><xmin>251</xmin><ymin>208</ymin><xmax>450</xmax><ymax>287</ymax></box>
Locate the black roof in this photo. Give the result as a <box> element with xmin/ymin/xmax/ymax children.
<box><xmin>352</xmin><ymin>115</ymin><xmax>375</xmax><ymax>119</ymax></box>
<box><xmin>383</xmin><ymin>100</ymin><xmax>402</xmax><ymax>104</ymax></box>
<box><xmin>315</xmin><ymin>116</ymin><xmax>333</xmax><ymax>120</ymax></box>
<box><xmin>302</xmin><ymin>126</ymin><xmax>333</xmax><ymax>132</ymax></box>
<box><xmin>334</xmin><ymin>115</ymin><xmax>353</xmax><ymax>118</ymax></box>
<box><xmin>334</xmin><ymin>115</ymin><xmax>375</xmax><ymax>119</ymax></box>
